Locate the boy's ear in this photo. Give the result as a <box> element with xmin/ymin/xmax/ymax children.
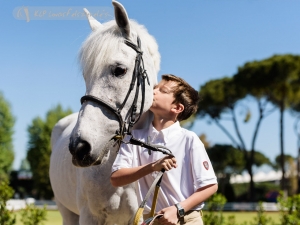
<box><xmin>171</xmin><ymin>103</ymin><xmax>184</xmax><ymax>114</ymax></box>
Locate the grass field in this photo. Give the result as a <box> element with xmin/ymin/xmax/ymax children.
<box><xmin>223</xmin><ymin>212</ymin><xmax>280</xmax><ymax>224</ymax></box>
<box><xmin>14</xmin><ymin>210</ymin><xmax>282</xmax><ymax>225</ymax></box>
<box><xmin>15</xmin><ymin>211</ymin><xmax>62</xmax><ymax>225</ymax></box>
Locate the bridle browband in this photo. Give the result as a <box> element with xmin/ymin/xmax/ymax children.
<box><xmin>80</xmin><ymin>36</ymin><xmax>149</xmax><ymax>140</ymax></box>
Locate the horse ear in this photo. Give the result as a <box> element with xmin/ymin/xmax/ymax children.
<box><xmin>112</xmin><ymin>1</ymin><xmax>131</xmax><ymax>39</ymax></box>
<box><xmin>84</xmin><ymin>8</ymin><xmax>103</xmax><ymax>31</ymax></box>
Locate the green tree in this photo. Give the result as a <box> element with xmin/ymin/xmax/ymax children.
<box><xmin>199</xmin><ymin>133</ymin><xmax>211</xmax><ymax>149</ymax></box>
<box><xmin>20</xmin><ymin>158</ymin><xmax>31</xmax><ymax>171</ymax></box>
<box><xmin>197</xmin><ymin>76</ymin><xmax>273</xmax><ymax>200</ymax></box>
<box><xmin>0</xmin><ymin>179</ymin><xmax>16</xmax><ymax>225</ymax></box>
<box><xmin>197</xmin><ymin>77</ymin><xmax>247</xmax><ymax>149</ymax></box>
<box><xmin>275</xmin><ymin>154</ymin><xmax>298</xmax><ymax>195</ymax></box>
<box><xmin>277</xmin><ymin>192</ymin><xmax>300</xmax><ymax>224</ymax></box>
<box><xmin>234</xmin><ymin>65</ymin><xmax>276</xmax><ymax>200</ymax></box>
<box><xmin>0</xmin><ymin>92</ymin><xmax>15</xmax><ymax>180</ymax></box>
<box><xmin>208</xmin><ymin>145</ymin><xmax>272</xmax><ymax>175</ymax></box>
<box><xmin>290</xmin><ymin>101</ymin><xmax>300</xmax><ymax>193</ymax></box>
<box><xmin>20</xmin><ymin>204</ymin><xmax>47</xmax><ymax>225</ymax></box>
<box><xmin>203</xmin><ymin>193</ymin><xmax>227</xmax><ymax>225</ymax></box>
<box><xmin>249</xmin><ymin>202</ymin><xmax>275</xmax><ymax>225</ymax></box>
<box><xmin>207</xmin><ymin>145</ymin><xmax>245</xmax><ymax>175</ymax></box>
<box><xmin>26</xmin><ymin>105</ymin><xmax>72</xmax><ymax>199</ymax></box>
<box><xmin>294</xmin><ymin>116</ymin><xmax>300</xmax><ymax>194</ymax></box>
<box><xmin>207</xmin><ymin>144</ymin><xmax>271</xmax><ymax>201</ymax></box>
<box><xmin>235</xmin><ymin>54</ymin><xmax>300</xmax><ymax>191</ymax></box>
<box><xmin>207</xmin><ymin>144</ymin><xmax>244</xmax><ymax>201</ymax></box>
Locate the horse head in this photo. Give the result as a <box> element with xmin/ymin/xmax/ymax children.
<box><xmin>69</xmin><ymin>1</ymin><xmax>160</xmax><ymax>167</ymax></box>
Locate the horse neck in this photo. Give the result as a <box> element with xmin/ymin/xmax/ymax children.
<box><xmin>102</xmin><ymin>144</ymin><xmax>120</xmax><ymax>171</ymax></box>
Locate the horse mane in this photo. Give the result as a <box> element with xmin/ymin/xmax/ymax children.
<box><xmin>79</xmin><ymin>20</ymin><xmax>160</xmax><ymax>83</ymax></box>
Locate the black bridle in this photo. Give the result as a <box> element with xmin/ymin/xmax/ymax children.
<box><xmin>80</xmin><ymin>36</ymin><xmax>174</xmax><ymax>157</ymax></box>
<box><xmin>81</xmin><ymin>36</ymin><xmax>149</xmax><ymax>140</ymax></box>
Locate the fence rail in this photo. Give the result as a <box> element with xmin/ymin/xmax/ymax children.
<box><xmin>6</xmin><ymin>199</ymin><xmax>58</xmax><ymax>211</ymax></box>
<box><xmin>203</xmin><ymin>202</ymin><xmax>279</xmax><ymax>211</ymax></box>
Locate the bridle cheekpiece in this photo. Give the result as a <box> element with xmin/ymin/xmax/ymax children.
<box><xmin>80</xmin><ymin>36</ymin><xmax>149</xmax><ymax>141</ymax></box>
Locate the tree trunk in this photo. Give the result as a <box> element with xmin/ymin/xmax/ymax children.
<box><xmin>231</xmin><ymin>108</ymin><xmax>255</xmax><ymax>200</ymax></box>
<box><xmin>249</xmin><ymin>100</ymin><xmax>265</xmax><ymax>201</ymax></box>
<box><xmin>297</xmin><ymin>143</ymin><xmax>300</xmax><ymax>193</ymax></box>
<box><xmin>231</xmin><ymin>108</ymin><xmax>246</xmax><ymax>150</ymax></box>
<box><xmin>280</xmin><ymin>101</ymin><xmax>286</xmax><ymax>191</ymax></box>
<box><xmin>214</xmin><ymin>119</ymin><xmax>240</xmax><ymax>148</ymax></box>
<box><xmin>247</xmin><ymin>160</ymin><xmax>254</xmax><ymax>201</ymax></box>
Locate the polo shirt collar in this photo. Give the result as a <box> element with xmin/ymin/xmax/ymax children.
<box><xmin>148</xmin><ymin>121</ymin><xmax>181</xmax><ymax>143</ymax></box>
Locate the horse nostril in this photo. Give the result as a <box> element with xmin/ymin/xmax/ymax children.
<box><xmin>69</xmin><ymin>137</ymin><xmax>76</xmax><ymax>155</ymax></box>
<box><xmin>74</xmin><ymin>141</ymin><xmax>91</xmax><ymax>161</ymax></box>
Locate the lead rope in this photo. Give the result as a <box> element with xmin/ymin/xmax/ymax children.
<box><xmin>148</xmin><ymin>138</ymin><xmax>162</xmax><ymax>219</ymax></box>
<box><xmin>149</xmin><ymin>171</ymin><xmax>163</xmax><ymax>217</ymax></box>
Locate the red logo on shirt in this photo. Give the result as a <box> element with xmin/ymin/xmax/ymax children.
<box><xmin>203</xmin><ymin>161</ymin><xmax>209</xmax><ymax>170</ymax></box>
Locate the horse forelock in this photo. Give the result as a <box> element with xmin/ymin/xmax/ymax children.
<box><xmin>79</xmin><ymin>19</ymin><xmax>160</xmax><ymax>85</ymax></box>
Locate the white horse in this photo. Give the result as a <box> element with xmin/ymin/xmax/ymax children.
<box><xmin>49</xmin><ymin>1</ymin><xmax>160</xmax><ymax>224</ymax></box>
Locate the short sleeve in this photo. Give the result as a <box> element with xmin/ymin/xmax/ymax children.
<box><xmin>111</xmin><ymin>137</ymin><xmax>134</xmax><ymax>174</ymax></box>
<box><xmin>190</xmin><ymin>134</ymin><xmax>217</xmax><ymax>190</ymax></box>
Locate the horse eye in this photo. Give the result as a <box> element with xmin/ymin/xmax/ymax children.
<box><xmin>112</xmin><ymin>66</ymin><xmax>127</xmax><ymax>77</ymax></box>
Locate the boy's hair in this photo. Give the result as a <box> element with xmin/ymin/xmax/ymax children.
<box><xmin>161</xmin><ymin>74</ymin><xmax>200</xmax><ymax>121</ymax></box>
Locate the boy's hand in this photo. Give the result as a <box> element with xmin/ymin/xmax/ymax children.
<box><xmin>157</xmin><ymin>205</ymin><xmax>178</xmax><ymax>225</ymax></box>
<box><xmin>152</xmin><ymin>156</ymin><xmax>177</xmax><ymax>171</ymax></box>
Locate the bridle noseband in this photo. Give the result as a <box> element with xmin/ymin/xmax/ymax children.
<box><xmin>80</xmin><ymin>36</ymin><xmax>149</xmax><ymax>140</ymax></box>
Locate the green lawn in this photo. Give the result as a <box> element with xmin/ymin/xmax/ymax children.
<box><xmin>15</xmin><ymin>210</ymin><xmax>62</xmax><ymax>225</ymax></box>
<box><xmin>14</xmin><ymin>210</ymin><xmax>282</xmax><ymax>225</ymax></box>
<box><xmin>222</xmin><ymin>212</ymin><xmax>281</xmax><ymax>224</ymax></box>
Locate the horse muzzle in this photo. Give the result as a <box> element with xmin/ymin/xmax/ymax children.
<box><xmin>69</xmin><ymin>137</ymin><xmax>102</xmax><ymax>167</ymax></box>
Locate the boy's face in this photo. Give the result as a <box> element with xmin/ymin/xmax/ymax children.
<box><xmin>150</xmin><ymin>79</ymin><xmax>178</xmax><ymax>116</ymax></box>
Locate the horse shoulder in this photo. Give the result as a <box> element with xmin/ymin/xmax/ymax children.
<box><xmin>51</xmin><ymin>112</ymin><xmax>78</xmax><ymax>151</ymax></box>
<box><xmin>50</xmin><ymin>112</ymin><xmax>80</xmax><ymax>216</ymax></box>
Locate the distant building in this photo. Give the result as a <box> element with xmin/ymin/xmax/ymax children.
<box><xmin>230</xmin><ymin>170</ymin><xmax>282</xmax><ymax>184</ymax></box>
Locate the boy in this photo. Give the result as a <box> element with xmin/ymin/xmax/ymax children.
<box><xmin>111</xmin><ymin>74</ymin><xmax>218</xmax><ymax>225</ymax></box>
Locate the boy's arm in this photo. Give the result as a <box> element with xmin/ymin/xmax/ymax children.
<box><xmin>180</xmin><ymin>183</ymin><xmax>218</xmax><ymax>211</ymax></box>
<box><xmin>157</xmin><ymin>183</ymin><xmax>218</xmax><ymax>224</ymax></box>
<box><xmin>110</xmin><ymin>155</ymin><xmax>177</xmax><ymax>187</ymax></box>
<box><xmin>110</xmin><ymin>163</ymin><xmax>153</xmax><ymax>187</ymax></box>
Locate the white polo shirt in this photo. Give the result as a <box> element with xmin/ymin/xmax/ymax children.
<box><xmin>111</xmin><ymin>121</ymin><xmax>217</xmax><ymax>213</ymax></box>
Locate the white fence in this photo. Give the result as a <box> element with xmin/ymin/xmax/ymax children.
<box><xmin>6</xmin><ymin>199</ymin><xmax>58</xmax><ymax>211</ymax></box>
<box><xmin>203</xmin><ymin>202</ymin><xmax>279</xmax><ymax>211</ymax></box>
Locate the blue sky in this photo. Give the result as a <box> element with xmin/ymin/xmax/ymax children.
<box><xmin>1</xmin><ymin>0</ymin><xmax>300</xmax><ymax>169</ymax></box>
